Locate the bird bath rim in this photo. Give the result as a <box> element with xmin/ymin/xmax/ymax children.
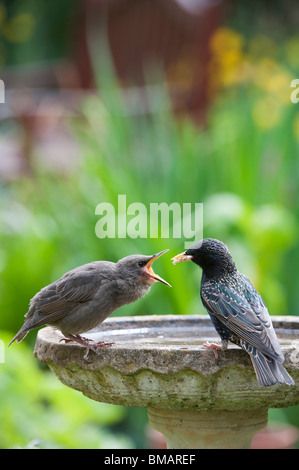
<box><xmin>34</xmin><ymin>314</ymin><xmax>299</xmax><ymax>448</ymax></box>
<box><xmin>34</xmin><ymin>314</ymin><xmax>299</xmax><ymax>372</ymax></box>
<box><xmin>35</xmin><ymin>314</ymin><xmax>298</xmax><ymax>402</ymax></box>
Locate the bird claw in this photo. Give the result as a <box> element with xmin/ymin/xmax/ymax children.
<box><xmin>83</xmin><ymin>341</ymin><xmax>114</xmax><ymax>361</ymax></box>
<box><xmin>203</xmin><ymin>341</ymin><xmax>223</xmax><ymax>359</ymax></box>
<box><xmin>83</xmin><ymin>344</ymin><xmax>101</xmax><ymax>361</ymax></box>
<box><xmin>59</xmin><ymin>338</ymin><xmax>73</xmax><ymax>344</ymax></box>
<box><xmin>94</xmin><ymin>341</ymin><xmax>115</xmax><ymax>348</ymax></box>
<box><xmin>60</xmin><ymin>334</ymin><xmax>91</xmax><ymax>345</ymax></box>
<box><xmin>60</xmin><ymin>335</ymin><xmax>114</xmax><ymax>361</ymax></box>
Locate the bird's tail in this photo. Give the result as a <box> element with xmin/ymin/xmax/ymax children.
<box><xmin>8</xmin><ymin>329</ymin><xmax>29</xmax><ymax>347</ymax></box>
<box><xmin>250</xmin><ymin>350</ymin><xmax>295</xmax><ymax>387</ymax></box>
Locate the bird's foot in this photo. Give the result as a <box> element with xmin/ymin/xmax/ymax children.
<box><xmin>61</xmin><ymin>334</ymin><xmax>114</xmax><ymax>361</ymax></box>
<box><xmin>59</xmin><ymin>338</ymin><xmax>73</xmax><ymax>344</ymax></box>
<box><xmin>60</xmin><ymin>334</ymin><xmax>91</xmax><ymax>346</ymax></box>
<box><xmin>83</xmin><ymin>339</ymin><xmax>114</xmax><ymax>360</ymax></box>
<box><xmin>94</xmin><ymin>340</ymin><xmax>115</xmax><ymax>348</ymax></box>
<box><xmin>203</xmin><ymin>341</ymin><xmax>223</xmax><ymax>359</ymax></box>
<box><xmin>82</xmin><ymin>339</ymin><xmax>114</xmax><ymax>360</ymax></box>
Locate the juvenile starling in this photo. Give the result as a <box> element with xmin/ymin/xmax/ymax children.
<box><xmin>9</xmin><ymin>250</ymin><xmax>171</xmax><ymax>359</ymax></box>
<box><xmin>172</xmin><ymin>239</ymin><xmax>294</xmax><ymax>387</ymax></box>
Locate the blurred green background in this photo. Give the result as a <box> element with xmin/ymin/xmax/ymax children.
<box><xmin>0</xmin><ymin>0</ymin><xmax>299</xmax><ymax>448</ymax></box>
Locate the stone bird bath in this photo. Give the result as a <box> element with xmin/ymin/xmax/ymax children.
<box><xmin>34</xmin><ymin>315</ymin><xmax>299</xmax><ymax>449</ymax></box>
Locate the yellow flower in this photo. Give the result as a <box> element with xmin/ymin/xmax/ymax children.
<box><xmin>252</xmin><ymin>58</ymin><xmax>292</xmax><ymax>103</ymax></box>
<box><xmin>2</xmin><ymin>13</ymin><xmax>35</xmax><ymax>43</ymax></box>
<box><xmin>253</xmin><ymin>59</ymin><xmax>281</xmax><ymax>90</ymax></box>
<box><xmin>210</xmin><ymin>27</ymin><xmax>244</xmax><ymax>56</ymax></box>
<box><xmin>208</xmin><ymin>27</ymin><xmax>246</xmax><ymax>90</ymax></box>
<box><xmin>266</xmin><ymin>70</ymin><xmax>293</xmax><ymax>104</ymax></box>
<box><xmin>252</xmin><ymin>96</ymin><xmax>282</xmax><ymax>130</ymax></box>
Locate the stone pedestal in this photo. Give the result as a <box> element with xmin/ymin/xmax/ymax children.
<box><xmin>148</xmin><ymin>408</ymin><xmax>268</xmax><ymax>449</ymax></box>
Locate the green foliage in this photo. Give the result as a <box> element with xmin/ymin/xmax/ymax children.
<box><xmin>0</xmin><ymin>331</ymin><xmax>133</xmax><ymax>449</ymax></box>
<box><xmin>1</xmin><ymin>78</ymin><xmax>298</xmax><ymax>332</ymax></box>
<box><xmin>1</xmin><ymin>10</ymin><xmax>299</xmax><ymax>448</ymax></box>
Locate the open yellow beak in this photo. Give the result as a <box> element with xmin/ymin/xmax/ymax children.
<box><xmin>171</xmin><ymin>251</ymin><xmax>194</xmax><ymax>265</ymax></box>
<box><xmin>145</xmin><ymin>249</ymin><xmax>172</xmax><ymax>287</ymax></box>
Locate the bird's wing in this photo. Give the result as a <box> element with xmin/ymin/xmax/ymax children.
<box><xmin>23</xmin><ymin>269</ymin><xmax>105</xmax><ymax>330</ymax></box>
<box><xmin>201</xmin><ymin>277</ymin><xmax>283</xmax><ymax>362</ymax></box>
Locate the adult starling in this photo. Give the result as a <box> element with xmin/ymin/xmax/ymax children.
<box><xmin>172</xmin><ymin>239</ymin><xmax>294</xmax><ymax>387</ymax></box>
<box><xmin>9</xmin><ymin>250</ymin><xmax>171</xmax><ymax>359</ymax></box>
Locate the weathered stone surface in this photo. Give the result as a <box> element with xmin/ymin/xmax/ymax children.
<box><xmin>34</xmin><ymin>315</ymin><xmax>299</xmax><ymax>411</ymax></box>
<box><xmin>147</xmin><ymin>408</ymin><xmax>268</xmax><ymax>449</ymax></box>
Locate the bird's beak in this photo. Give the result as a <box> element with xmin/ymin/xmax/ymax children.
<box><xmin>171</xmin><ymin>251</ymin><xmax>193</xmax><ymax>265</ymax></box>
<box><xmin>144</xmin><ymin>249</ymin><xmax>172</xmax><ymax>287</ymax></box>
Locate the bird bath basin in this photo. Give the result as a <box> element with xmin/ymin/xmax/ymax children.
<box><xmin>34</xmin><ymin>314</ymin><xmax>299</xmax><ymax>449</ymax></box>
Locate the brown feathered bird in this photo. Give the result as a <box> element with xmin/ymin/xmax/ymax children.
<box><xmin>9</xmin><ymin>250</ymin><xmax>171</xmax><ymax>359</ymax></box>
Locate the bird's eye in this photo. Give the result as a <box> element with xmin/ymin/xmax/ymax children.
<box><xmin>137</xmin><ymin>261</ymin><xmax>146</xmax><ymax>268</ymax></box>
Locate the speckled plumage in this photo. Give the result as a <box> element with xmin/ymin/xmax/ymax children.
<box><xmin>184</xmin><ymin>239</ymin><xmax>295</xmax><ymax>387</ymax></box>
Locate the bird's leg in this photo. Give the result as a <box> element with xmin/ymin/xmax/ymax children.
<box><xmin>60</xmin><ymin>334</ymin><xmax>101</xmax><ymax>361</ymax></box>
<box><xmin>60</xmin><ymin>334</ymin><xmax>91</xmax><ymax>345</ymax></box>
<box><xmin>203</xmin><ymin>341</ymin><xmax>222</xmax><ymax>359</ymax></box>
<box><xmin>203</xmin><ymin>340</ymin><xmax>228</xmax><ymax>359</ymax></box>
<box><xmin>77</xmin><ymin>336</ymin><xmax>115</xmax><ymax>348</ymax></box>
<box><xmin>60</xmin><ymin>334</ymin><xmax>113</xmax><ymax>361</ymax></box>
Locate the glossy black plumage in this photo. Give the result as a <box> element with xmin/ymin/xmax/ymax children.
<box><xmin>173</xmin><ymin>238</ymin><xmax>294</xmax><ymax>387</ymax></box>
